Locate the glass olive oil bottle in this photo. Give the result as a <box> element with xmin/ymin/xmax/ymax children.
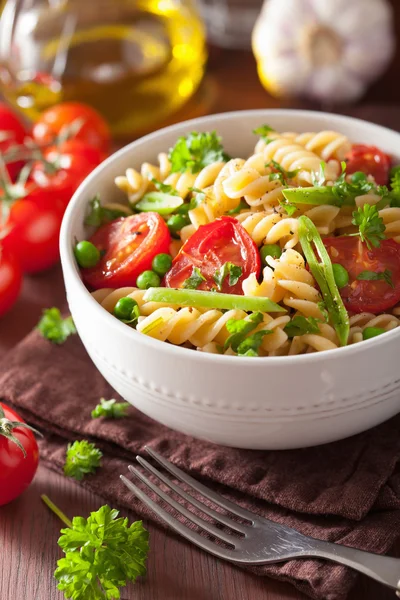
<box><xmin>0</xmin><ymin>0</ymin><xmax>207</xmax><ymax>137</ymax></box>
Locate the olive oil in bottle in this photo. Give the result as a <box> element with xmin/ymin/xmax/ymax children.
<box><xmin>0</xmin><ymin>0</ymin><xmax>207</xmax><ymax>137</ymax></box>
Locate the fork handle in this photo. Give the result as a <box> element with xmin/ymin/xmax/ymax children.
<box><xmin>310</xmin><ymin>539</ymin><xmax>400</xmax><ymax>593</ymax></box>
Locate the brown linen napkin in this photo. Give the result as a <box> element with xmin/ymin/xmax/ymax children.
<box><xmin>1</xmin><ymin>329</ymin><xmax>400</xmax><ymax>600</ymax></box>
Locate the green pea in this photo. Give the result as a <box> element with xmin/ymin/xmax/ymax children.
<box><xmin>167</xmin><ymin>214</ymin><xmax>189</xmax><ymax>237</ymax></box>
<box><xmin>74</xmin><ymin>241</ymin><xmax>100</xmax><ymax>268</ymax></box>
<box><xmin>152</xmin><ymin>253</ymin><xmax>173</xmax><ymax>276</ymax></box>
<box><xmin>363</xmin><ymin>327</ymin><xmax>386</xmax><ymax>340</ymax></box>
<box><xmin>136</xmin><ymin>270</ymin><xmax>161</xmax><ymax>290</ymax></box>
<box><xmin>332</xmin><ymin>263</ymin><xmax>349</xmax><ymax>289</ymax></box>
<box><xmin>260</xmin><ymin>244</ymin><xmax>282</xmax><ymax>265</ymax></box>
<box><xmin>351</xmin><ymin>171</ymin><xmax>368</xmax><ymax>184</ymax></box>
<box><xmin>113</xmin><ymin>297</ymin><xmax>139</xmax><ymax>321</ymax></box>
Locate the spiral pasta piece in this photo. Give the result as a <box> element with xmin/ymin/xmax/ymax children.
<box><xmin>348</xmin><ymin>312</ymin><xmax>400</xmax><ymax>344</ymax></box>
<box><xmin>136</xmin><ymin>307</ymin><xmax>247</xmax><ymax>347</ymax></box>
<box><xmin>255</xmin><ymin>130</ymin><xmax>351</xmax><ymax>161</ymax></box>
<box><xmin>236</xmin><ymin>210</ymin><xmax>299</xmax><ymax>250</ymax></box>
<box><xmin>91</xmin><ymin>287</ymin><xmax>178</xmax><ymax>316</ymax></box>
<box><xmin>379</xmin><ymin>207</ymin><xmax>400</xmax><ymax>243</ymax></box>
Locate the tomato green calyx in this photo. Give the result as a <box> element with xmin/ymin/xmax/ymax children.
<box><xmin>0</xmin><ymin>405</ymin><xmax>42</xmax><ymax>457</ymax></box>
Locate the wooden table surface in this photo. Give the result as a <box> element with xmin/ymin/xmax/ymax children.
<box><xmin>0</xmin><ymin>48</ymin><xmax>399</xmax><ymax>600</ymax></box>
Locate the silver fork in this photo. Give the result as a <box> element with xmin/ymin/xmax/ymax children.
<box><xmin>121</xmin><ymin>447</ymin><xmax>400</xmax><ymax>596</ymax></box>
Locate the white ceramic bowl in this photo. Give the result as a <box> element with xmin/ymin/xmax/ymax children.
<box><xmin>60</xmin><ymin>109</ymin><xmax>400</xmax><ymax>450</ymax></box>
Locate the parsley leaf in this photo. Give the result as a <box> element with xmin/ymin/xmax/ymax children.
<box><xmin>357</xmin><ymin>269</ymin><xmax>394</xmax><ymax>288</ymax></box>
<box><xmin>311</xmin><ymin>161</ymin><xmax>326</xmax><ymax>187</ymax></box>
<box><xmin>213</xmin><ymin>262</ymin><xmax>243</xmax><ymax>290</ymax></box>
<box><xmin>279</xmin><ymin>200</ymin><xmax>297</xmax><ymax>216</ymax></box>
<box><xmin>55</xmin><ymin>505</ymin><xmax>149</xmax><ymax>600</ymax></box>
<box><xmin>284</xmin><ymin>316</ymin><xmax>321</xmax><ymax>338</ymax></box>
<box><xmin>188</xmin><ymin>187</ymin><xmax>206</xmax><ymax>208</ymax></box>
<box><xmin>224</xmin><ymin>312</ymin><xmax>264</xmax><ymax>352</ymax></box>
<box><xmin>150</xmin><ymin>177</ymin><xmax>179</xmax><ymax>196</ymax></box>
<box><xmin>85</xmin><ymin>194</ymin><xmax>129</xmax><ymax>227</ymax></box>
<box><xmin>37</xmin><ymin>308</ymin><xmax>76</xmax><ymax>344</ymax></box>
<box><xmin>182</xmin><ymin>267</ymin><xmax>206</xmax><ymax>289</ymax></box>
<box><xmin>91</xmin><ymin>398</ymin><xmax>130</xmax><ymax>419</ymax></box>
<box><xmin>267</xmin><ymin>160</ymin><xmax>298</xmax><ymax>185</ymax></box>
<box><xmin>168</xmin><ymin>131</ymin><xmax>230</xmax><ymax>174</ymax></box>
<box><xmin>253</xmin><ymin>124</ymin><xmax>275</xmax><ymax>143</ymax></box>
<box><xmin>226</xmin><ymin>199</ymin><xmax>248</xmax><ymax>215</ymax></box>
<box><xmin>64</xmin><ymin>440</ymin><xmax>102</xmax><ymax>481</ymax></box>
<box><xmin>237</xmin><ymin>330</ymin><xmax>270</xmax><ymax>356</ymax></box>
<box><xmin>351</xmin><ymin>204</ymin><xmax>386</xmax><ymax>249</ymax></box>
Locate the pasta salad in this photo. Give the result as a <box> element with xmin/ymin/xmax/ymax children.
<box><xmin>74</xmin><ymin>127</ymin><xmax>400</xmax><ymax>357</ymax></box>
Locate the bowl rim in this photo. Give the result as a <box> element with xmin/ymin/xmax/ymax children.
<box><xmin>60</xmin><ymin>107</ymin><xmax>400</xmax><ymax>366</ymax></box>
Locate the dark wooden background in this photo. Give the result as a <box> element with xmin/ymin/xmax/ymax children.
<box><xmin>2</xmin><ymin>3</ymin><xmax>400</xmax><ymax>598</ymax></box>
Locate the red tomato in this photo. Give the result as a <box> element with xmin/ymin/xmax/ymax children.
<box><xmin>2</xmin><ymin>186</ymin><xmax>64</xmax><ymax>273</ymax></box>
<box><xmin>31</xmin><ymin>139</ymin><xmax>104</xmax><ymax>210</ymax></box>
<box><xmin>0</xmin><ymin>247</ymin><xmax>22</xmax><ymax>317</ymax></box>
<box><xmin>32</xmin><ymin>102</ymin><xmax>111</xmax><ymax>154</ymax></box>
<box><xmin>324</xmin><ymin>237</ymin><xmax>400</xmax><ymax>313</ymax></box>
<box><xmin>345</xmin><ymin>145</ymin><xmax>391</xmax><ymax>185</ymax></box>
<box><xmin>82</xmin><ymin>213</ymin><xmax>171</xmax><ymax>289</ymax></box>
<box><xmin>0</xmin><ymin>103</ymin><xmax>27</xmax><ymax>180</ymax></box>
<box><xmin>0</xmin><ymin>402</ymin><xmax>39</xmax><ymax>506</ymax></box>
<box><xmin>165</xmin><ymin>216</ymin><xmax>261</xmax><ymax>294</ymax></box>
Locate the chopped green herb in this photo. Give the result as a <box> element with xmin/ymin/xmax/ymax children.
<box><xmin>150</xmin><ymin>177</ymin><xmax>179</xmax><ymax>196</ymax></box>
<box><xmin>237</xmin><ymin>331</ymin><xmax>270</xmax><ymax>356</ymax></box>
<box><xmin>284</xmin><ymin>316</ymin><xmax>320</xmax><ymax>338</ymax></box>
<box><xmin>279</xmin><ymin>200</ymin><xmax>297</xmax><ymax>216</ymax></box>
<box><xmin>168</xmin><ymin>131</ymin><xmax>230</xmax><ymax>174</ymax></box>
<box><xmin>224</xmin><ymin>312</ymin><xmax>263</xmax><ymax>352</ymax></box>
<box><xmin>351</xmin><ymin>204</ymin><xmax>386</xmax><ymax>249</ymax></box>
<box><xmin>213</xmin><ymin>262</ymin><xmax>242</xmax><ymax>290</ymax></box>
<box><xmin>85</xmin><ymin>194</ymin><xmax>130</xmax><ymax>227</ymax></box>
<box><xmin>37</xmin><ymin>308</ymin><xmax>76</xmax><ymax>344</ymax></box>
<box><xmin>267</xmin><ymin>160</ymin><xmax>298</xmax><ymax>185</ymax></box>
<box><xmin>91</xmin><ymin>398</ymin><xmax>130</xmax><ymax>419</ymax></box>
<box><xmin>182</xmin><ymin>267</ymin><xmax>206</xmax><ymax>289</ymax></box>
<box><xmin>54</xmin><ymin>504</ymin><xmax>149</xmax><ymax>600</ymax></box>
<box><xmin>63</xmin><ymin>440</ymin><xmax>102</xmax><ymax>481</ymax></box>
<box><xmin>311</xmin><ymin>161</ymin><xmax>326</xmax><ymax>187</ymax></box>
<box><xmin>253</xmin><ymin>124</ymin><xmax>276</xmax><ymax>143</ymax></box>
<box><xmin>357</xmin><ymin>269</ymin><xmax>394</xmax><ymax>288</ymax></box>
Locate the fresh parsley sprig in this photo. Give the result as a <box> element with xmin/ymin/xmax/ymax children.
<box><xmin>253</xmin><ymin>124</ymin><xmax>276</xmax><ymax>144</ymax></box>
<box><xmin>64</xmin><ymin>440</ymin><xmax>103</xmax><ymax>481</ymax></box>
<box><xmin>150</xmin><ymin>177</ymin><xmax>179</xmax><ymax>196</ymax></box>
<box><xmin>357</xmin><ymin>269</ymin><xmax>394</xmax><ymax>288</ymax></box>
<box><xmin>224</xmin><ymin>312</ymin><xmax>271</xmax><ymax>356</ymax></box>
<box><xmin>213</xmin><ymin>262</ymin><xmax>242</xmax><ymax>291</ymax></box>
<box><xmin>267</xmin><ymin>160</ymin><xmax>298</xmax><ymax>185</ymax></box>
<box><xmin>37</xmin><ymin>308</ymin><xmax>76</xmax><ymax>344</ymax></box>
<box><xmin>284</xmin><ymin>316</ymin><xmax>321</xmax><ymax>338</ymax></box>
<box><xmin>168</xmin><ymin>131</ymin><xmax>230</xmax><ymax>174</ymax></box>
<box><xmin>182</xmin><ymin>267</ymin><xmax>206</xmax><ymax>289</ymax></box>
<box><xmin>44</xmin><ymin>499</ymin><xmax>149</xmax><ymax>600</ymax></box>
<box><xmin>351</xmin><ymin>204</ymin><xmax>386</xmax><ymax>249</ymax></box>
<box><xmin>91</xmin><ymin>398</ymin><xmax>130</xmax><ymax>419</ymax></box>
<box><xmin>85</xmin><ymin>194</ymin><xmax>129</xmax><ymax>228</ymax></box>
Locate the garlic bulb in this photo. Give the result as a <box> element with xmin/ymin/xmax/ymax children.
<box><xmin>252</xmin><ymin>0</ymin><xmax>396</xmax><ymax>103</ymax></box>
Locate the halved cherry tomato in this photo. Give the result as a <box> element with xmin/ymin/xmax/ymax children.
<box><xmin>31</xmin><ymin>139</ymin><xmax>104</xmax><ymax>210</ymax></box>
<box><xmin>345</xmin><ymin>145</ymin><xmax>391</xmax><ymax>185</ymax></box>
<box><xmin>323</xmin><ymin>236</ymin><xmax>400</xmax><ymax>313</ymax></box>
<box><xmin>0</xmin><ymin>247</ymin><xmax>22</xmax><ymax>317</ymax></box>
<box><xmin>0</xmin><ymin>103</ymin><xmax>27</xmax><ymax>180</ymax></box>
<box><xmin>2</xmin><ymin>186</ymin><xmax>64</xmax><ymax>273</ymax></box>
<box><xmin>0</xmin><ymin>402</ymin><xmax>39</xmax><ymax>506</ymax></box>
<box><xmin>81</xmin><ymin>213</ymin><xmax>171</xmax><ymax>289</ymax></box>
<box><xmin>164</xmin><ymin>216</ymin><xmax>261</xmax><ymax>294</ymax></box>
<box><xmin>32</xmin><ymin>102</ymin><xmax>111</xmax><ymax>154</ymax></box>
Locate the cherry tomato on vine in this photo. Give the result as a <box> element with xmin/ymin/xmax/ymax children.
<box><xmin>0</xmin><ymin>247</ymin><xmax>22</xmax><ymax>317</ymax></box>
<box><xmin>165</xmin><ymin>216</ymin><xmax>261</xmax><ymax>294</ymax></box>
<box><xmin>0</xmin><ymin>103</ymin><xmax>28</xmax><ymax>180</ymax></box>
<box><xmin>2</xmin><ymin>186</ymin><xmax>64</xmax><ymax>273</ymax></box>
<box><xmin>0</xmin><ymin>402</ymin><xmax>40</xmax><ymax>506</ymax></box>
<box><xmin>323</xmin><ymin>237</ymin><xmax>400</xmax><ymax>313</ymax></box>
<box><xmin>345</xmin><ymin>145</ymin><xmax>391</xmax><ymax>186</ymax></box>
<box><xmin>81</xmin><ymin>213</ymin><xmax>171</xmax><ymax>289</ymax></box>
<box><xmin>31</xmin><ymin>139</ymin><xmax>104</xmax><ymax>209</ymax></box>
<box><xmin>32</xmin><ymin>102</ymin><xmax>111</xmax><ymax>154</ymax></box>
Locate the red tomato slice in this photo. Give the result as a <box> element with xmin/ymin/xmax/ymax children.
<box><xmin>0</xmin><ymin>247</ymin><xmax>22</xmax><ymax>317</ymax></box>
<box><xmin>2</xmin><ymin>186</ymin><xmax>64</xmax><ymax>273</ymax></box>
<box><xmin>345</xmin><ymin>144</ymin><xmax>391</xmax><ymax>185</ymax></box>
<box><xmin>323</xmin><ymin>237</ymin><xmax>400</xmax><ymax>313</ymax></box>
<box><xmin>164</xmin><ymin>216</ymin><xmax>261</xmax><ymax>294</ymax></box>
<box><xmin>82</xmin><ymin>213</ymin><xmax>171</xmax><ymax>289</ymax></box>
